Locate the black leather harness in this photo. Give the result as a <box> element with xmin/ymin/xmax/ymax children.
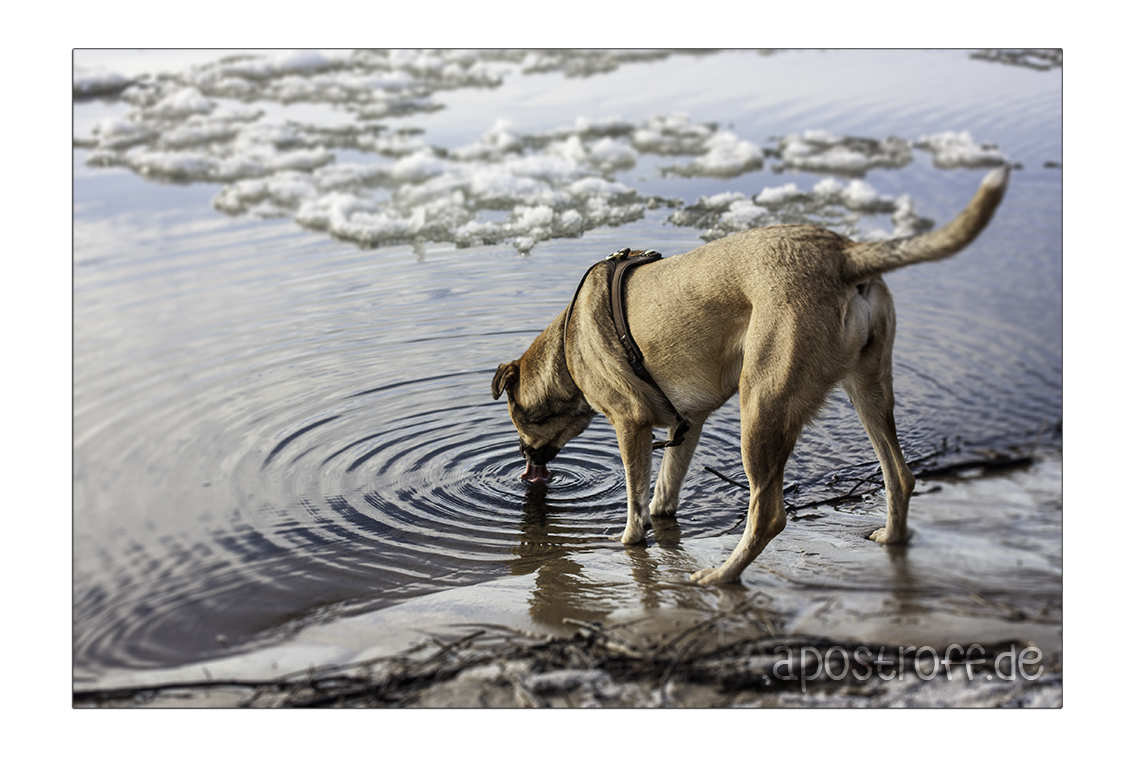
<box><xmin>563</xmin><ymin>248</ymin><xmax>690</xmax><ymax>450</ymax></box>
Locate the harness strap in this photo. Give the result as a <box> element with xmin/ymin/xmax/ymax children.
<box><xmin>563</xmin><ymin>248</ymin><xmax>690</xmax><ymax>450</ymax></box>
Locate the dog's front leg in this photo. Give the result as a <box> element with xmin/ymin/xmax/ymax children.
<box><xmin>649</xmin><ymin>416</ymin><xmax>705</xmax><ymax>518</ymax></box>
<box><xmin>614</xmin><ymin>421</ymin><xmax>655</xmax><ymax>544</ymax></box>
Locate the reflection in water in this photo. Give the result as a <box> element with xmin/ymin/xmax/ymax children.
<box><xmin>881</xmin><ymin>542</ymin><xmax>919</xmax><ymax>618</ymax></box>
<box><xmin>508</xmin><ymin>479</ymin><xmax>773</xmax><ymax>631</ymax></box>
<box><xmin>623</xmin><ymin>545</ymin><xmax>682</xmax><ymax>613</ymax></box>
<box><xmin>510</xmin><ymin>483</ymin><xmax>602</xmax><ymax>626</ymax></box>
<box><xmin>510</xmin><ymin>482</ymin><xmax>574</xmax><ymax>577</ymax></box>
<box><xmin>508</xmin><ymin>482</ymin><xmax>691</xmax><ymax>626</ymax></box>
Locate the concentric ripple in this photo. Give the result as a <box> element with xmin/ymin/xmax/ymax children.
<box><xmin>251</xmin><ymin>371</ymin><xmax>633</xmax><ymax>557</ymax></box>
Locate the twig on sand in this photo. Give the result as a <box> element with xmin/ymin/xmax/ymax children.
<box><xmin>704</xmin><ymin>465</ymin><xmax>749</xmax><ymax>490</ymax></box>
<box><xmin>561</xmin><ymin>618</ymin><xmax>641</xmax><ymax>658</ymax></box>
<box><xmin>707</xmin><ymin>445</ymin><xmax>1036</xmax><ymax>517</ymax></box>
<box><xmin>914</xmin><ymin>454</ymin><xmax>1033</xmax><ymax>479</ymax></box>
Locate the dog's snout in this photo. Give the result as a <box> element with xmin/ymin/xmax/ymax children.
<box><xmin>519</xmin><ymin>440</ymin><xmax>560</xmax><ymax>466</ymax></box>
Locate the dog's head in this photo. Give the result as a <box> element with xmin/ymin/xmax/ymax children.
<box><xmin>492</xmin><ymin>360</ymin><xmax>595</xmax><ymax>484</ymax></box>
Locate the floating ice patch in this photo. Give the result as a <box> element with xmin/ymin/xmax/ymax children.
<box><xmin>112</xmin><ymin>54</ymin><xmax>441</xmax><ymax>119</ymax></box>
<box><xmin>73</xmin><ymin>67</ymin><xmax>133</xmax><ymax>98</ymax></box>
<box><xmin>663</xmin><ymin>131</ymin><xmax>764</xmax><ymax>178</ymax></box>
<box><xmin>754</xmin><ymin>183</ymin><xmax>805</xmax><ymax>205</ymax></box>
<box><xmin>512</xmin><ymin>204</ymin><xmax>555</xmax><ymax>230</ymax></box>
<box><xmin>201</xmin><ymin>115</ymin><xmax>651</xmax><ymax>250</ymax></box>
<box><xmin>630</xmin><ymin>114</ymin><xmax>764</xmax><ymax>177</ymax></box>
<box><xmin>915</xmin><ymin>131</ymin><xmax>1008</xmax><ymax>169</ymax></box>
<box><xmin>719</xmin><ymin>200</ymin><xmax>768</xmax><ymax>230</ymax></box>
<box><xmin>208</xmin><ymin>50</ymin><xmax>345</xmax><ymax>80</ymax></box>
<box><xmin>89</xmin><ymin>116</ymin><xmax>155</xmax><ymax>149</ymax></box>
<box><xmin>582</xmin><ymin>137</ymin><xmax>637</xmax><ymax>173</ymax></box>
<box><xmin>694</xmin><ymin>191</ymin><xmax>748</xmax><ymax>211</ymax></box>
<box><xmin>449</xmin><ymin>119</ymin><xmax>523</xmax><ymax>160</ymax></box>
<box><xmin>76</xmin><ymin>50</ymin><xmax>989</xmax><ymax>252</ymax></box>
<box><xmin>811</xmin><ymin>177</ymin><xmax>896</xmax><ymax>212</ymax></box>
<box><xmin>213</xmin><ymin>171</ymin><xmax>320</xmax><ymax>216</ymax></box>
<box><xmin>295</xmin><ymin>194</ymin><xmax>430</xmax><ymax>246</ymax></box>
<box><xmin>158</xmin><ymin>118</ymin><xmax>243</xmax><ymax>149</ymax></box>
<box><xmin>888</xmin><ymin>194</ymin><xmax>935</xmax><ymax>237</ymax></box>
<box><xmin>774</xmin><ymin>132</ymin><xmax>912</xmax><ymax>176</ymax></box>
<box><xmin>671</xmin><ymin>177</ymin><xmax>931</xmax><ymax>242</ymax></box>
<box><xmin>970</xmin><ymin>48</ymin><xmax>1062</xmax><ymax>71</ymax></box>
<box><xmin>517</xmin><ymin>49</ymin><xmax>677</xmax><ymax>78</ymax></box>
<box><xmin>633</xmin><ymin>114</ymin><xmax>718</xmax><ymax>155</ymax></box>
<box><xmin>87</xmin><ymin>139</ymin><xmax>335</xmax><ymax>183</ymax></box>
<box><xmin>147</xmin><ymin>87</ymin><xmax>216</xmax><ymax>119</ymax></box>
<box><xmin>351</xmin><ymin>128</ymin><xmax>432</xmax><ymax>156</ymax></box>
<box><xmin>547</xmin><ymin>116</ymin><xmax>637</xmax><ymax>142</ymax></box>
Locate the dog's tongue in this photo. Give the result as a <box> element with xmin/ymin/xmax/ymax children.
<box><xmin>521</xmin><ymin>461</ymin><xmax>551</xmax><ymax>484</ymax></box>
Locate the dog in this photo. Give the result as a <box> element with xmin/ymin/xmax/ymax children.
<box><xmin>492</xmin><ymin>166</ymin><xmax>1009</xmax><ymax>585</ymax></box>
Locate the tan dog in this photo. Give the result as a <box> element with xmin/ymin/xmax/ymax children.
<box><xmin>493</xmin><ymin>167</ymin><xmax>1009</xmax><ymax>585</ymax></box>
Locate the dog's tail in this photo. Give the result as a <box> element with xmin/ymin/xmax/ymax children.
<box><xmin>842</xmin><ymin>165</ymin><xmax>1010</xmax><ymax>283</ymax></box>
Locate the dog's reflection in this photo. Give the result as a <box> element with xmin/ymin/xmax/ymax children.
<box><xmin>877</xmin><ymin>533</ymin><xmax>919</xmax><ymax>616</ymax></box>
<box><xmin>507</xmin><ymin>483</ymin><xmax>602</xmax><ymax>627</ymax></box>
<box><xmin>508</xmin><ymin>483</ymin><xmax>921</xmax><ymax>634</ymax></box>
<box><xmin>507</xmin><ymin>484</ymin><xmax>703</xmax><ymax>627</ymax></box>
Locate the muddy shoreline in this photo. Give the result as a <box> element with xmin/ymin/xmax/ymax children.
<box><xmin>74</xmin><ymin>625</ymin><xmax>1061</xmax><ymax>709</ymax></box>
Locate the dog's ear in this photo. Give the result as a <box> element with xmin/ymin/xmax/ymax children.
<box><xmin>492</xmin><ymin>361</ymin><xmax>519</xmax><ymax>400</ymax></box>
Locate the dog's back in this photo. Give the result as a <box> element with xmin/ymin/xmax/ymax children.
<box><xmin>638</xmin><ymin>164</ymin><xmax>1010</xmax><ymax>295</ymax></box>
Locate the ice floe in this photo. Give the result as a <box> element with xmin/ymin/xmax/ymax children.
<box><xmin>633</xmin><ymin>114</ymin><xmax>719</xmax><ymax>155</ymax></box>
<box><xmin>73</xmin><ymin>68</ymin><xmax>134</xmax><ymax>98</ymax></box>
<box><xmin>970</xmin><ymin>48</ymin><xmax>1062</xmax><ymax>71</ymax></box>
<box><xmin>774</xmin><ymin>130</ymin><xmax>913</xmax><ymax>176</ymax></box>
<box><xmin>663</xmin><ymin>131</ymin><xmax>764</xmax><ymax>178</ymax></box>
<box><xmin>671</xmin><ymin>177</ymin><xmax>932</xmax><ymax>242</ymax></box>
<box><xmin>207</xmin><ymin>128</ymin><xmax>652</xmax><ymax>251</ymax></box>
<box><xmin>515</xmin><ymin>49</ymin><xmax>690</xmax><ymax>78</ymax></box>
<box><xmin>771</xmin><ymin>129</ymin><xmax>1007</xmax><ymax>175</ymax></box>
<box><xmin>915</xmin><ymin>131</ymin><xmax>1009</xmax><ymax>169</ymax></box>
<box><xmin>75</xmin><ymin>49</ymin><xmax>1010</xmax><ymax>253</ymax></box>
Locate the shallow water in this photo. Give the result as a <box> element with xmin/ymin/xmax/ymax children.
<box><xmin>73</xmin><ymin>49</ymin><xmax>1061</xmax><ymax>680</ymax></box>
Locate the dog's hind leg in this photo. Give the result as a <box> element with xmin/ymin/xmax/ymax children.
<box><xmin>615</xmin><ymin>421</ymin><xmax>656</xmax><ymax>544</ymax></box>
<box><xmin>842</xmin><ymin>284</ymin><xmax>915</xmax><ymax>544</ymax></box>
<box><xmin>649</xmin><ymin>415</ymin><xmax>707</xmax><ymax>519</ymax></box>
<box><xmin>690</xmin><ymin>391</ymin><xmax>798</xmax><ymax>585</ymax></box>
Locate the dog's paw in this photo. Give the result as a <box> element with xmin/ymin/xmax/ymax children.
<box><xmin>620</xmin><ymin>525</ymin><xmax>648</xmax><ymax>545</ymax></box>
<box><xmin>689</xmin><ymin>567</ymin><xmax>740</xmax><ymax>586</ymax></box>
<box><xmin>868</xmin><ymin>527</ymin><xmax>909</xmax><ymax>544</ymax></box>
